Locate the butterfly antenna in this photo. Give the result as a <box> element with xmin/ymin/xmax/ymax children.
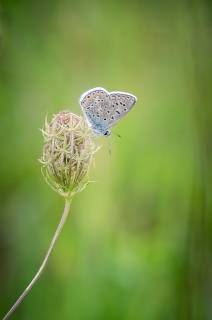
<box><xmin>108</xmin><ymin>138</ymin><xmax>112</xmax><ymax>155</ymax></box>
<box><xmin>112</xmin><ymin>131</ymin><xmax>122</xmax><ymax>138</ymax></box>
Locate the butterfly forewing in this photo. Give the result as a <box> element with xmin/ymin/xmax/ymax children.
<box><xmin>107</xmin><ymin>92</ymin><xmax>136</xmax><ymax>129</ymax></box>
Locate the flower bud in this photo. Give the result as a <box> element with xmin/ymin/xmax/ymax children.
<box><xmin>39</xmin><ymin>110</ymin><xmax>99</xmax><ymax>198</ymax></box>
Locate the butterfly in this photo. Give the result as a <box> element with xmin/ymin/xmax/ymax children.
<box><xmin>79</xmin><ymin>87</ymin><xmax>137</xmax><ymax>136</ymax></box>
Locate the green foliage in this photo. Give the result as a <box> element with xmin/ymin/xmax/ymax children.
<box><xmin>0</xmin><ymin>0</ymin><xmax>212</xmax><ymax>319</ymax></box>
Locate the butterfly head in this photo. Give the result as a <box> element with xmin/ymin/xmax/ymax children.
<box><xmin>103</xmin><ymin>130</ymin><xmax>111</xmax><ymax>137</ymax></box>
<box><xmin>91</xmin><ymin>126</ymin><xmax>111</xmax><ymax>137</ymax></box>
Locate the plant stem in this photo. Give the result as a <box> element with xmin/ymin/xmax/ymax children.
<box><xmin>3</xmin><ymin>197</ymin><xmax>72</xmax><ymax>320</ymax></box>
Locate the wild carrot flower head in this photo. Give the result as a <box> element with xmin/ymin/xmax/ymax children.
<box><xmin>39</xmin><ymin>110</ymin><xmax>99</xmax><ymax>199</ymax></box>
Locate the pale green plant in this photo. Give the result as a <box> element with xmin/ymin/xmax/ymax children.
<box><xmin>40</xmin><ymin>110</ymin><xmax>99</xmax><ymax>198</ymax></box>
<box><xmin>3</xmin><ymin>110</ymin><xmax>99</xmax><ymax>320</ymax></box>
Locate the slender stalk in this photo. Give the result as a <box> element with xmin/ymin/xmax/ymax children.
<box><xmin>3</xmin><ymin>198</ymin><xmax>72</xmax><ymax>320</ymax></box>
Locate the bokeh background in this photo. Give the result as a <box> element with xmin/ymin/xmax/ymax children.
<box><xmin>0</xmin><ymin>0</ymin><xmax>212</xmax><ymax>319</ymax></box>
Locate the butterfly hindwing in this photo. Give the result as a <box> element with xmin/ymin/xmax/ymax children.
<box><xmin>80</xmin><ymin>87</ymin><xmax>110</xmax><ymax>130</ymax></box>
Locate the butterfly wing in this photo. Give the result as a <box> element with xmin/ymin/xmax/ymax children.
<box><xmin>106</xmin><ymin>92</ymin><xmax>137</xmax><ymax>129</ymax></box>
<box><xmin>79</xmin><ymin>88</ymin><xmax>137</xmax><ymax>134</ymax></box>
<box><xmin>79</xmin><ymin>87</ymin><xmax>112</xmax><ymax>133</ymax></box>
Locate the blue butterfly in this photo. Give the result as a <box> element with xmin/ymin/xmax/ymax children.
<box><xmin>79</xmin><ymin>87</ymin><xmax>137</xmax><ymax>136</ymax></box>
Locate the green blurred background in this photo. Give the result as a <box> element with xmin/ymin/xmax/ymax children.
<box><xmin>0</xmin><ymin>0</ymin><xmax>212</xmax><ymax>319</ymax></box>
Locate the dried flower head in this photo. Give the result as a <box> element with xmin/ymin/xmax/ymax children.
<box><xmin>39</xmin><ymin>110</ymin><xmax>99</xmax><ymax>199</ymax></box>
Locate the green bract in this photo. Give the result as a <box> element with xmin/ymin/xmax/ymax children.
<box><xmin>39</xmin><ymin>111</ymin><xmax>99</xmax><ymax>199</ymax></box>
